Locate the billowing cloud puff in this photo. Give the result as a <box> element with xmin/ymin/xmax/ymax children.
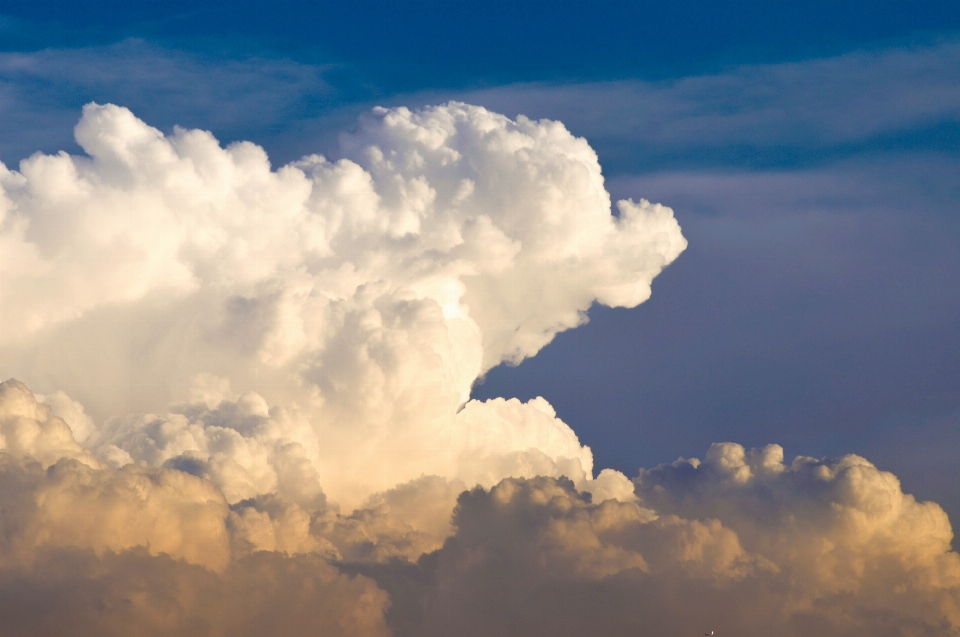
<box><xmin>0</xmin><ymin>101</ymin><xmax>684</xmax><ymax>507</ymax></box>
<box><xmin>388</xmin><ymin>454</ymin><xmax>960</xmax><ymax>636</ymax></box>
<box><xmin>0</xmin><ymin>380</ymin><xmax>98</xmax><ymax>469</ymax></box>
<box><xmin>0</xmin><ymin>382</ymin><xmax>457</xmax><ymax>634</ymax></box>
<box><xmin>636</xmin><ymin>443</ymin><xmax>960</xmax><ymax>624</ymax></box>
<box><xmin>0</xmin><ymin>381</ymin><xmax>475</xmax><ymax>566</ymax></box>
<box><xmin>90</xmin><ymin>391</ymin><xmax>327</xmax><ymax>507</ymax></box>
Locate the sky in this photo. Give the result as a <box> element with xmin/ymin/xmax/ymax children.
<box><xmin>0</xmin><ymin>1</ymin><xmax>959</xmax><ymax>635</ymax></box>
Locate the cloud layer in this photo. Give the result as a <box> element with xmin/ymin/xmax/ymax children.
<box><xmin>0</xmin><ymin>103</ymin><xmax>957</xmax><ymax>635</ymax></box>
<box><xmin>3</xmin><ymin>379</ymin><xmax>959</xmax><ymax>635</ymax></box>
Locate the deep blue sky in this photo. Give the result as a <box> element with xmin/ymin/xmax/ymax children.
<box><xmin>2</xmin><ymin>1</ymin><xmax>959</xmax><ymax>527</ymax></box>
<box><xmin>3</xmin><ymin>1</ymin><xmax>960</xmax><ymax>84</ymax></box>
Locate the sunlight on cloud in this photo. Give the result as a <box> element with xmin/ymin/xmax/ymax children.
<box><xmin>0</xmin><ymin>101</ymin><xmax>684</xmax><ymax>508</ymax></box>
<box><xmin>0</xmin><ymin>102</ymin><xmax>957</xmax><ymax>636</ymax></box>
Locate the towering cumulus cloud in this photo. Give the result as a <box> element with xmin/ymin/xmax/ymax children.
<box><xmin>0</xmin><ymin>103</ymin><xmax>957</xmax><ymax>635</ymax></box>
<box><xmin>0</xmin><ymin>101</ymin><xmax>682</xmax><ymax>507</ymax></box>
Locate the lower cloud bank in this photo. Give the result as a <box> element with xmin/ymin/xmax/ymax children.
<box><xmin>1</xmin><ymin>378</ymin><xmax>958</xmax><ymax>637</ymax></box>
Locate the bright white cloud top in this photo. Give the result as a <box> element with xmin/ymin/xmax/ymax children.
<box><xmin>0</xmin><ymin>102</ymin><xmax>683</xmax><ymax>507</ymax></box>
<box><xmin>0</xmin><ymin>103</ymin><xmax>957</xmax><ymax>636</ymax></box>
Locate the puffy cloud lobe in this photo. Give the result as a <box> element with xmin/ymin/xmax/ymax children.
<box><xmin>402</xmin><ymin>465</ymin><xmax>960</xmax><ymax>636</ymax></box>
<box><xmin>85</xmin><ymin>387</ymin><xmax>602</xmax><ymax>510</ymax></box>
<box><xmin>0</xmin><ymin>382</ymin><xmax>229</xmax><ymax>571</ymax></box>
<box><xmin>0</xmin><ymin>381</ymin><xmax>445</xmax><ymax>634</ymax></box>
<box><xmin>32</xmin><ymin>389</ymin><xmax>97</xmax><ymax>444</ymax></box>
<box><xmin>311</xmin><ymin>475</ymin><xmax>468</xmax><ymax>562</ymax></box>
<box><xmin>451</xmin><ymin>396</ymin><xmax>594</xmax><ymax>488</ymax></box>
<box><xmin>407</xmin><ymin>477</ymin><xmax>763</xmax><ymax>637</ymax></box>
<box><xmin>635</xmin><ymin>443</ymin><xmax>960</xmax><ymax>620</ymax></box>
<box><xmin>0</xmin><ymin>380</ymin><xmax>98</xmax><ymax>468</ymax></box>
<box><xmin>0</xmin><ymin>380</ymin><xmax>469</xmax><ymax>567</ymax></box>
<box><xmin>0</xmin><ymin>101</ymin><xmax>684</xmax><ymax>507</ymax></box>
<box><xmin>90</xmin><ymin>391</ymin><xmax>326</xmax><ymax>507</ymax></box>
<box><xmin>0</xmin><ymin>454</ymin><xmax>232</xmax><ymax>571</ymax></box>
<box><xmin>341</xmin><ymin>105</ymin><xmax>687</xmax><ymax>368</ymax></box>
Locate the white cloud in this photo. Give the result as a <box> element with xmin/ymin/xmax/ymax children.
<box><xmin>0</xmin><ymin>379</ymin><xmax>98</xmax><ymax>469</ymax></box>
<box><xmin>0</xmin><ymin>101</ymin><xmax>684</xmax><ymax>507</ymax></box>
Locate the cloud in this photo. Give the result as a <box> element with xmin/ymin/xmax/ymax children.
<box><xmin>0</xmin><ymin>379</ymin><xmax>98</xmax><ymax>468</ymax></box>
<box><xmin>0</xmin><ymin>380</ymin><xmax>531</xmax><ymax>633</ymax></box>
<box><xmin>0</xmin><ymin>101</ymin><xmax>683</xmax><ymax>509</ymax></box>
<box><xmin>448</xmin><ymin>39</ymin><xmax>960</xmax><ymax>169</ymax></box>
<box><xmin>0</xmin><ymin>39</ymin><xmax>339</xmax><ymax>166</ymax></box>
<box><xmin>4</xmin><ymin>38</ymin><xmax>959</xmax><ymax>173</ymax></box>
<box><xmin>398</xmin><ymin>450</ymin><xmax>960</xmax><ymax>636</ymax></box>
<box><xmin>6</xmin><ymin>374</ymin><xmax>959</xmax><ymax>635</ymax></box>
<box><xmin>476</xmin><ymin>153</ymin><xmax>960</xmax><ymax>525</ymax></box>
<box><xmin>0</xmin><ymin>100</ymin><xmax>957</xmax><ymax>635</ymax></box>
<box><xmin>0</xmin><ymin>548</ymin><xmax>391</xmax><ymax>637</ymax></box>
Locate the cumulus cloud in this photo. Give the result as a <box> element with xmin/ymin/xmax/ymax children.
<box><xmin>395</xmin><ymin>451</ymin><xmax>960</xmax><ymax>636</ymax></box>
<box><xmin>0</xmin><ymin>380</ymin><xmax>98</xmax><ymax>469</ymax></box>
<box><xmin>0</xmin><ymin>100</ymin><xmax>683</xmax><ymax>507</ymax></box>
<box><xmin>0</xmin><ymin>382</ymin><xmax>471</xmax><ymax>633</ymax></box>
<box><xmin>0</xmin><ymin>102</ymin><xmax>957</xmax><ymax>636</ymax></box>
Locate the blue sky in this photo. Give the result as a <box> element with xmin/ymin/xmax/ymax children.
<box><xmin>2</xmin><ymin>0</ymin><xmax>959</xmax><ymax>526</ymax></box>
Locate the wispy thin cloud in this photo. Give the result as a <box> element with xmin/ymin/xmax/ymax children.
<box><xmin>3</xmin><ymin>38</ymin><xmax>959</xmax><ymax>169</ymax></box>
<box><xmin>0</xmin><ymin>39</ymin><xmax>341</xmax><ymax>164</ymax></box>
<box><xmin>439</xmin><ymin>39</ymin><xmax>960</xmax><ymax>170</ymax></box>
